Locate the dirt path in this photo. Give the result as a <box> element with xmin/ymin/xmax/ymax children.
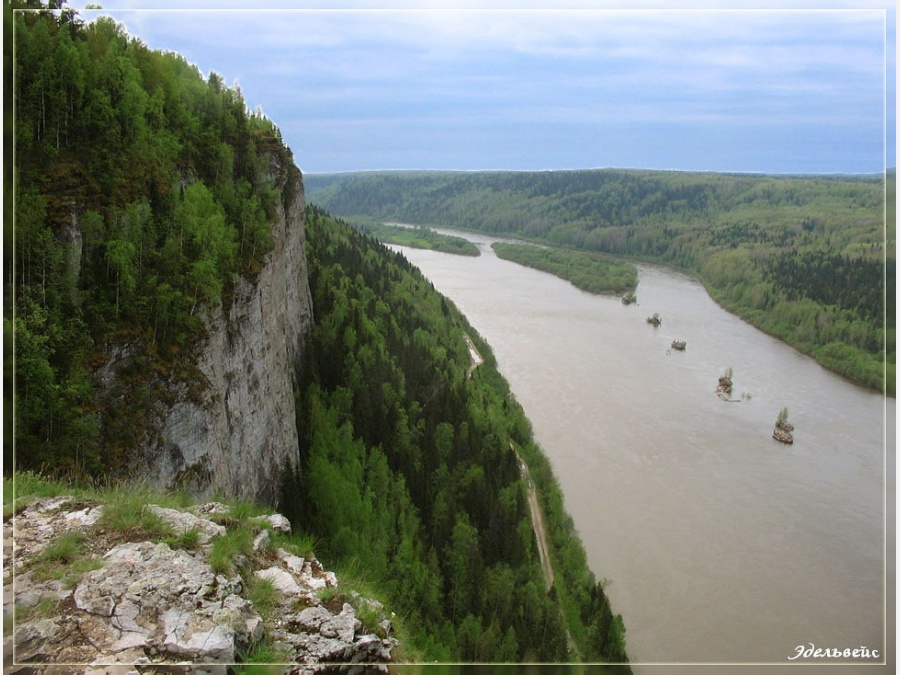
<box><xmin>514</xmin><ymin>446</ymin><xmax>555</xmax><ymax>589</ymax></box>
<box><xmin>511</xmin><ymin>442</ymin><xmax>578</xmax><ymax>656</ymax></box>
<box><xmin>465</xmin><ymin>335</ymin><xmax>575</xmax><ymax>653</ymax></box>
<box><xmin>463</xmin><ymin>333</ymin><xmax>484</xmax><ymax>378</ymax></box>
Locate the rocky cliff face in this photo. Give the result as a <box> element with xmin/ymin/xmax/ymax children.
<box><xmin>103</xmin><ymin>154</ymin><xmax>313</xmax><ymax>505</ymax></box>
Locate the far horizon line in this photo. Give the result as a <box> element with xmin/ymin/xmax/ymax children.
<box><xmin>302</xmin><ymin>166</ymin><xmax>892</xmax><ymax>177</ymax></box>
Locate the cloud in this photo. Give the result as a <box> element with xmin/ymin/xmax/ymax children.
<box><xmin>64</xmin><ymin>2</ymin><xmax>888</xmax><ymax>172</ymax></box>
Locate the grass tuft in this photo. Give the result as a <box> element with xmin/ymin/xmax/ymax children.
<box><xmin>228</xmin><ymin>499</ymin><xmax>269</xmax><ymax>522</ymax></box>
<box><xmin>209</xmin><ymin>527</ymin><xmax>254</xmax><ymax>575</ymax></box>
<box><xmin>100</xmin><ymin>487</ymin><xmax>174</xmax><ymax>539</ymax></box>
<box><xmin>39</xmin><ymin>531</ymin><xmax>86</xmax><ymax>564</ymax></box>
<box><xmin>62</xmin><ymin>558</ymin><xmax>105</xmax><ymax>589</ymax></box>
<box><xmin>163</xmin><ymin>527</ymin><xmax>203</xmax><ymax>551</ymax></box>
<box><xmin>15</xmin><ymin>597</ymin><xmax>63</xmax><ymax>623</ymax></box>
<box><xmin>243</xmin><ymin>575</ymin><xmax>279</xmax><ymax>621</ymax></box>
<box><xmin>4</xmin><ymin>471</ymin><xmax>77</xmax><ymax>517</ymax></box>
<box><xmin>270</xmin><ymin>530</ymin><xmax>318</xmax><ymax>559</ymax></box>
<box><xmin>31</xmin><ymin>532</ymin><xmax>104</xmax><ymax>585</ymax></box>
<box><xmin>237</xmin><ymin>635</ymin><xmax>293</xmax><ymax>666</ymax></box>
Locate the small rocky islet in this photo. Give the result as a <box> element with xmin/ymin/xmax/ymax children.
<box><xmin>772</xmin><ymin>408</ymin><xmax>795</xmax><ymax>444</ymax></box>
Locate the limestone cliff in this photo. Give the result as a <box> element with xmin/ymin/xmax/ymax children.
<box><xmin>101</xmin><ymin>154</ymin><xmax>313</xmax><ymax>505</ymax></box>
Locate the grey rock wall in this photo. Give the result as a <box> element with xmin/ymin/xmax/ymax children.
<box><xmin>139</xmin><ymin>157</ymin><xmax>313</xmax><ymax>504</ymax></box>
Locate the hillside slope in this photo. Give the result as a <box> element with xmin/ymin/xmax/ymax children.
<box><xmin>282</xmin><ymin>207</ymin><xmax>629</xmax><ymax>663</ymax></box>
<box><xmin>9</xmin><ymin>5</ymin><xmax>312</xmax><ymax>501</ymax></box>
<box><xmin>8</xmin><ymin>5</ymin><xmax>631</xmax><ymax>666</ymax></box>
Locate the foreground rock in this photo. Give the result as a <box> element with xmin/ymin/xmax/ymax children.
<box><xmin>72</xmin><ymin>541</ymin><xmax>260</xmax><ymax>663</ymax></box>
<box><xmin>4</xmin><ymin>495</ymin><xmax>397</xmax><ymax>672</ymax></box>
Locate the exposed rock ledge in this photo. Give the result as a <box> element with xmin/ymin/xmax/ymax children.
<box><xmin>3</xmin><ymin>496</ymin><xmax>396</xmax><ymax>673</ymax></box>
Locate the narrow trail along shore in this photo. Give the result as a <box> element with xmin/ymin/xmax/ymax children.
<box><xmin>463</xmin><ymin>333</ymin><xmax>484</xmax><ymax>378</ymax></box>
<box><xmin>513</xmin><ymin>445</ymin><xmax>554</xmax><ymax>589</ymax></box>
<box><xmin>463</xmin><ymin>332</ymin><xmax>555</xmax><ymax>590</ymax></box>
<box><xmin>464</xmin><ymin>332</ymin><xmax>575</xmax><ymax>653</ymax></box>
<box><xmin>511</xmin><ymin>441</ymin><xmax>577</xmax><ymax>655</ymax></box>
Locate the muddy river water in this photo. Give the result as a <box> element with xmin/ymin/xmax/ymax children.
<box><xmin>391</xmin><ymin>229</ymin><xmax>893</xmax><ymax>668</ymax></box>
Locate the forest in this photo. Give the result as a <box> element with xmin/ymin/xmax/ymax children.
<box><xmin>492</xmin><ymin>243</ymin><xmax>637</xmax><ymax>296</ymax></box>
<box><xmin>9</xmin><ymin>2</ymin><xmax>295</xmax><ymax>472</ymax></box>
<box><xmin>8</xmin><ymin>4</ymin><xmax>631</xmax><ymax>665</ymax></box>
<box><xmin>362</xmin><ymin>222</ymin><xmax>481</xmax><ymax>256</ymax></box>
<box><xmin>307</xmin><ymin>170</ymin><xmax>894</xmax><ymax>394</ymax></box>
<box><xmin>284</xmin><ymin>206</ymin><xmax>629</xmax><ymax>663</ymax></box>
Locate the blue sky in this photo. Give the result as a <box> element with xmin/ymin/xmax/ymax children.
<box><xmin>64</xmin><ymin>1</ymin><xmax>894</xmax><ymax>175</ymax></box>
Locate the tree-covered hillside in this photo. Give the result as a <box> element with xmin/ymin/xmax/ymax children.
<box><xmin>307</xmin><ymin>170</ymin><xmax>893</xmax><ymax>393</ymax></box>
<box><xmin>8</xmin><ymin>3</ymin><xmax>294</xmax><ymax>473</ymax></box>
<box><xmin>282</xmin><ymin>207</ymin><xmax>630</xmax><ymax>663</ymax></box>
<box><xmin>7</xmin><ymin>5</ymin><xmax>632</xmax><ymax>665</ymax></box>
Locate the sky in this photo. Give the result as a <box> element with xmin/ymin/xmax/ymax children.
<box><xmin>62</xmin><ymin>1</ymin><xmax>895</xmax><ymax>175</ymax></box>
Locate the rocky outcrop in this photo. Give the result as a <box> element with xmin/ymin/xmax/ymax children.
<box><xmin>773</xmin><ymin>409</ymin><xmax>794</xmax><ymax>444</ymax></box>
<box><xmin>4</xmin><ymin>495</ymin><xmax>397</xmax><ymax>672</ymax></box>
<box><xmin>72</xmin><ymin>541</ymin><xmax>262</xmax><ymax>664</ymax></box>
<box><xmin>716</xmin><ymin>369</ymin><xmax>734</xmax><ymax>398</ymax></box>
<box><xmin>100</xmin><ymin>155</ymin><xmax>313</xmax><ymax>505</ymax></box>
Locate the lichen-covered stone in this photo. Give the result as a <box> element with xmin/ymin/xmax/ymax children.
<box><xmin>7</xmin><ymin>498</ymin><xmax>396</xmax><ymax>671</ymax></box>
<box><xmin>146</xmin><ymin>504</ymin><xmax>226</xmax><ymax>543</ymax></box>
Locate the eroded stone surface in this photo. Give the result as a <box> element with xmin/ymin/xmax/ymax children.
<box><xmin>6</xmin><ymin>498</ymin><xmax>397</xmax><ymax>672</ymax></box>
<box><xmin>69</xmin><ymin>541</ymin><xmax>256</xmax><ymax>663</ymax></box>
<box><xmin>146</xmin><ymin>504</ymin><xmax>226</xmax><ymax>543</ymax></box>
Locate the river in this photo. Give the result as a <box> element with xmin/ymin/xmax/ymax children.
<box><xmin>389</xmin><ymin>229</ymin><xmax>893</xmax><ymax>669</ymax></box>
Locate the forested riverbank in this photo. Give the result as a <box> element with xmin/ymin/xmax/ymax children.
<box><xmin>307</xmin><ymin>169</ymin><xmax>894</xmax><ymax>394</ymax></box>
<box><xmin>492</xmin><ymin>242</ymin><xmax>637</xmax><ymax>296</ymax></box>
<box><xmin>285</xmin><ymin>207</ymin><xmax>630</xmax><ymax>663</ymax></box>
<box><xmin>363</xmin><ymin>222</ymin><xmax>480</xmax><ymax>256</ymax></box>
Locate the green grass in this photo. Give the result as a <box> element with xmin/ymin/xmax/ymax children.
<box><xmin>314</xmin><ymin>557</ymin><xmax>400</xmax><ymax>642</ymax></box>
<box><xmin>269</xmin><ymin>530</ymin><xmax>318</xmax><ymax>558</ymax></box>
<box><xmin>4</xmin><ymin>471</ymin><xmax>79</xmax><ymax>517</ymax></box>
<box><xmin>61</xmin><ymin>558</ymin><xmax>105</xmax><ymax>588</ymax></box>
<box><xmin>38</xmin><ymin>531</ymin><xmax>86</xmax><ymax>564</ymax></box>
<box><xmin>229</xmin><ymin>499</ymin><xmax>271</xmax><ymax>521</ymax></box>
<box><xmin>31</xmin><ymin>532</ymin><xmax>104</xmax><ymax>586</ymax></box>
<box><xmin>209</xmin><ymin>527</ymin><xmax>255</xmax><ymax>575</ymax></box>
<box><xmin>99</xmin><ymin>487</ymin><xmax>175</xmax><ymax>538</ymax></box>
<box><xmin>354</xmin><ymin>598</ymin><xmax>388</xmax><ymax>638</ymax></box>
<box><xmin>14</xmin><ymin>597</ymin><xmax>63</xmax><ymax>624</ymax></box>
<box><xmin>236</xmin><ymin>636</ymin><xmax>293</xmax><ymax>666</ymax></box>
<box><xmin>243</xmin><ymin>575</ymin><xmax>279</xmax><ymax>621</ymax></box>
<box><xmin>163</xmin><ymin>527</ymin><xmax>203</xmax><ymax>551</ymax></box>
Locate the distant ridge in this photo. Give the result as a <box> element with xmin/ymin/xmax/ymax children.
<box><xmin>307</xmin><ymin>168</ymin><xmax>892</xmax><ymax>394</ymax></box>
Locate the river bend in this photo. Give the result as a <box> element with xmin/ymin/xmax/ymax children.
<box><xmin>390</xmin><ymin>229</ymin><xmax>892</xmax><ymax>666</ymax></box>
